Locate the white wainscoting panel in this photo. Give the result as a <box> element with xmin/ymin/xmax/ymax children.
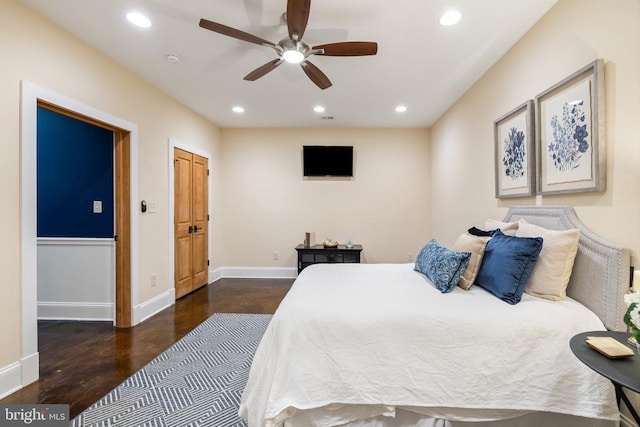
<box><xmin>37</xmin><ymin>238</ymin><xmax>115</xmax><ymax>321</ymax></box>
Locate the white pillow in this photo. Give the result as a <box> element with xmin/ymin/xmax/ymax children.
<box><xmin>452</xmin><ymin>232</ymin><xmax>490</xmax><ymax>290</ymax></box>
<box><xmin>515</xmin><ymin>219</ymin><xmax>580</xmax><ymax>301</ymax></box>
<box><xmin>484</xmin><ymin>219</ymin><xmax>518</xmax><ymax>236</ymax></box>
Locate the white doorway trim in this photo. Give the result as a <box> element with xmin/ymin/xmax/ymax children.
<box><xmin>168</xmin><ymin>138</ymin><xmax>214</xmax><ymax>294</ymax></box>
<box><xmin>20</xmin><ymin>81</ymin><xmax>139</xmax><ymax>386</ymax></box>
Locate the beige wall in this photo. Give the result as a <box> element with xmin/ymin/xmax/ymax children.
<box><xmin>1</xmin><ymin>1</ymin><xmax>221</xmax><ymax>370</ymax></box>
<box><xmin>429</xmin><ymin>0</ymin><xmax>640</xmax><ymax>267</ymax></box>
<box><xmin>220</xmin><ymin>128</ymin><xmax>430</xmax><ymax>267</ymax></box>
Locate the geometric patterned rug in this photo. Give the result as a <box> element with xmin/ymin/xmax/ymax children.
<box><xmin>70</xmin><ymin>313</ymin><xmax>272</xmax><ymax>427</ymax></box>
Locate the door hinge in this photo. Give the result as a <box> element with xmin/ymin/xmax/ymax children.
<box><xmin>207</xmin><ymin>259</ymin><xmax>210</xmax><ymax>266</ymax></box>
<box><xmin>207</xmin><ymin>214</ymin><xmax>210</xmax><ymax>221</ymax></box>
<box><xmin>207</xmin><ymin>169</ymin><xmax>210</xmax><ymax>176</ymax></box>
<box><xmin>114</xmin><ymin>234</ymin><xmax>118</xmax><ymax>241</ymax></box>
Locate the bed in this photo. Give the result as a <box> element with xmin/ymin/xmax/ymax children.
<box><xmin>239</xmin><ymin>206</ymin><xmax>631</xmax><ymax>427</ymax></box>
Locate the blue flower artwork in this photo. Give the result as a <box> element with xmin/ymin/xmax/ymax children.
<box><xmin>547</xmin><ymin>101</ymin><xmax>589</xmax><ymax>172</ymax></box>
<box><xmin>502</xmin><ymin>127</ymin><xmax>526</xmax><ymax>180</ymax></box>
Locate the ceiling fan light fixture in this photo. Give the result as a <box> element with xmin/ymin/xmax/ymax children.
<box><xmin>283</xmin><ymin>49</ymin><xmax>305</xmax><ymax>64</ymax></box>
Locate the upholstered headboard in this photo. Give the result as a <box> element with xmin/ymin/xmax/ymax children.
<box><xmin>503</xmin><ymin>206</ymin><xmax>631</xmax><ymax>331</ymax></box>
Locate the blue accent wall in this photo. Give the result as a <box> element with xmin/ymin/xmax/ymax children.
<box><xmin>37</xmin><ymin>107</ymin><xmax>114</xmax><ymax>238</ymax></box>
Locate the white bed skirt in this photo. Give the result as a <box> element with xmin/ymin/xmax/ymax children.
<box><xmin>285</xmin><ymin>409</ymin><xmax>617</xmax><ymax>427</ymax></box>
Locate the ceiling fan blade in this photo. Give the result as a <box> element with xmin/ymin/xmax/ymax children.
<box><xmin>287</xmin><ymin>0</ymin><xmax>311</xmax><ymax>41</ymax></box>
<box><xmin>300</xmin><ymin>61</ymin><xmax>332</xmax><ymax>90</ymax></box>
<box><xmin>312</xmin><ymin>42</ymin><xmax>378</xmax><ymax>56</ymax></box>
<box><xmin>244</xmin><ymin>59</ymin><xmax>283</xmax><ymax>81</ymax></box>
<box><xmin>199</xmin><ymin>18</ymin><xmax>275</xmax><ymax>47</ymax></box>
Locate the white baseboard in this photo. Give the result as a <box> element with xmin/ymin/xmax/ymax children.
<box><xmin>0</xmin><ymin>362</ymin><xmax>22</xmax><ymax>400</ymax></box>
<box><xmin>20</xmin><ymin>351</ymin><xmax>39</xmax><ymax>387</ymax></box>
<box><xmin>212</xmin><ymin>266</ymin><xmax>297</xmax><ymax>280</ymax></box>
<box><xmin>209</xmin><ymin>267</ymin><xmax>223</xmax><ymax>283</ymax></box>
<box><xmin>133</xmin><ymin>288</ymin><xmax>175</xmax><ymax>325</ymax></box>
<box><xmin>37</xmin><ymin>301</ymin><xmax>114</xmax><ymax>321</ymax></box>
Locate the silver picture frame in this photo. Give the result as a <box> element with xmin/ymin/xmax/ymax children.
<box><xmin>535</xmin><ymin>59</ymin><xmax>605</xmax><ymax>195</ymax></box>
<box><xmin>494</xmin><ymin>100</ymin><xmax>535</xmax><ymax>199</ymax></box>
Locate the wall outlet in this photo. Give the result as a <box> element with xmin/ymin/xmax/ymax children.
<box><xmin>150</xmin><ymin>274</ymin><xmax>157</xmax><ymax>287</ymax></box>
<box><xmin>273</xmin><ymin>252</ymin><xmax>279</xmax><ymax>260</ymax></box>
<box><xmin>148</xmin><ymin>201</ymin><xmax>157</xmax><ymax>213</ymax></box>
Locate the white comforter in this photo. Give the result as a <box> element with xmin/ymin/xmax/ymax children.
<box><xmin>239</xmin><ymin>263</ymin><xmax>618</xmax><ymax>427</ymax></box>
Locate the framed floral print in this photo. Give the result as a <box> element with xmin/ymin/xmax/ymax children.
<box><xmin>494</xmin><ymin>100</ymin><xmax>535</xmax><ymax>198</ymax></box>
<box><xmin>535</xmin><ymin>59</ymin><xmax>605</xmax><ymax>195</ymax></box>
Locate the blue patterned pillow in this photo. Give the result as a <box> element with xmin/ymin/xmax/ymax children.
<box><xmin>414</xmin><ymin>239</ymin><xmax>471</xmax><ymax>293</ymax></box>
<box><xmin>475</xmin><ymin>230</ymin><xmax>543</xmax><ymax>304</ymax></box>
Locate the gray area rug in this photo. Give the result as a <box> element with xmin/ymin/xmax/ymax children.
<box><xmin>71</xmin><ymin>313</ymin><xmax>272</xmax><ymax>427</ymax></box>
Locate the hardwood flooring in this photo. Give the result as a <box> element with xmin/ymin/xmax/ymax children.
<box><xmin>0</xmin><ymin>278</ymin><xmax>294</xmax><ymax>419</ymax></box>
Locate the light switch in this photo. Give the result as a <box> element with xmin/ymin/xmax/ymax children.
<box><xmin>93</xmin><ymin>200</ymin><xmax>103</xmax><ymax>214</ymax></box>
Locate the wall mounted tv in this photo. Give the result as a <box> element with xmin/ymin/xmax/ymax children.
<box><xmin>303</xmin><ymin>145</ymin><xmax>354</xmax><ymax>177</ymax></box>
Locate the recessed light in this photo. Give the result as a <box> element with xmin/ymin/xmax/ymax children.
<box><xmin>439</xmin><ymin>10</ymin><xmax>462</xmax><ymax>26</ymax></box>
<box><xmin>165</xmin><ymin>54</ymin><xmax>182</xmax><ymax>64</ymax></box>
<box><xmin>232</xmin><ymin>106</ymin><xmax>245</xmax><ymax>113</ymax></box>
<box><xmin>395</xmin><ymin>105</ymin><xmax>407</xmax><ymax>113</ymax></box>
<box><xmin>126</xmin><ymin>12</ymin><xmax>152</xmax><ymax>28</ymax></box>
<box><xmin>313</xmin><ymin>106</ymin><xmax>325</xmax><ymax>113</ymax></box>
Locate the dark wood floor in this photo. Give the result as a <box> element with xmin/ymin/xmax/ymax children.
<box><xmin>0</xmin><ymin>278</ymin><xmax>293</xmax><ymax>419</ymax></box>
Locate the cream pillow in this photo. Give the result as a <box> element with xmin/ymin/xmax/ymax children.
<box><xmin>452</xmin><ymin>232</ymin><xmax>490</xmax><ymax>290</ymax></box>
<box><xmin>515</xmin><ymin>219</ymin><xmax>580</xmax><ymax>300</ymax></box>
<box><xmin>484</xmin><ymin>219</ymin><xmax>519</xmax><ymax>236</ymax></box>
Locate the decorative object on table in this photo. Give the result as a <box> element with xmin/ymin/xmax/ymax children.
<box><xmin>304</xmin><ymin>232</ymin><xmax>316</xmax><ymax>248</ymax></box>
<box><xmin>323</xmin><ymin>239</ymin><xmax>339</xmax><ymax>248</ymax></box>
<box><xmin>535</xmin><ymin>59</ymin><xmax>605</xmax><ymax>195</ymax></box>
<box><xmin>585</xmin><ymin>336</ymin><xmax>634</xmax><ymax>358</ymax></box>
<box><xmin>494</xmin><ymin>100</ymin><xmax>535</xmax><ymax>198</ymax></box>
<box><xmin>624</xmin><ymin>291</ymin><xmax>640</xmax><ymax>352</ymax></box>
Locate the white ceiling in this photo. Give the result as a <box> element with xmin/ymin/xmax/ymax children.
<box><xmin>21</xmin><ymin>0</ymin><xmax>557</xmax><ymax>128</ymax></box>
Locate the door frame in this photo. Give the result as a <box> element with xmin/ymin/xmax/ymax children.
<box><xmin>168</xmin><ymin>139</ymin><xmax>213</xmax><ymax>293</ymax></box>
<box><xmin>20</xmin><ymin>81</ymin><xmax>139</xmax><ymax>385</ymax></box>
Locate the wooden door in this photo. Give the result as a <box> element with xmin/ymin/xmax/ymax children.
<box><xmin>174</xmin><ymin>147</ymin><xmax>208</xmax><ymax>299</ymax></box>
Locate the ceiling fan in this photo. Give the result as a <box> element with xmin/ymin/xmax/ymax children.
<box><xmin>199</xmin><ymin>0</ymin><xmax>378</xmax><ymax>89</ymax></box>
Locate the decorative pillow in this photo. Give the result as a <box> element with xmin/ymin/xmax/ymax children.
<box><xmin>414</xmin><ymin>239</ymin><xmax>471</xmax><ymax>293</ymax></box>
<box><xmin>475</xmin><ymin>230</ymin><xmax>543</xmax><ymax>304</ymax></box>
<box><xmin>484</xmin><ymin>219</ymin><xmax>519</xmax><ymax>236</ymax></box>
<box><xmin>515</xmin><ymin>219</ymin><xmax>580</xmax><ymax>301</ymax></box>
<box><xmin>467</xmin><ymin>226</ymin><xmax>497</xmax><ymax>237</ymax></box>
<box><xmin>452</xmin><ymin>233</ymin><xmax>490</xmax><ymax>290</ymax></box>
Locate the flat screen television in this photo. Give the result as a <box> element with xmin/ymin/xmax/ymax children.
<box><xmin>303</xmin><ymin>145</ymin><xmax>353</xmax><ymax>177</ymax></box>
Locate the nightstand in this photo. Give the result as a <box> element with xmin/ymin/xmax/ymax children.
<box><xmin>570</xmin><ymin>330</ymin><xmax>640</xmax><ymax>424</ymax></box>
<box><xmin>295</xmin><ymin>244</ymin><xmax>362</xmax><ymax>274</ymax></box>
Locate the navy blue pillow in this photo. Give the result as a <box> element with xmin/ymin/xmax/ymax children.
<box><xmin>475</xmin><ymin>230</ymin><xmax>543</xmax><ymax>304</ymax></box>
<box><xmin>467</xmin><ymin>226</ymin><xmax>497</xmax><ymax>237</ymax></box>
<box><xmin>414</xmin><ymin>239</ymin><xmax>471</xmax><ymax>293</ymax></box>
